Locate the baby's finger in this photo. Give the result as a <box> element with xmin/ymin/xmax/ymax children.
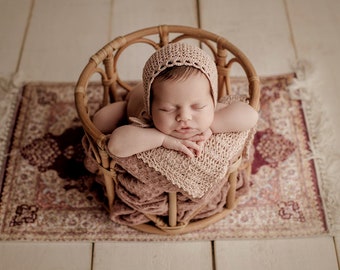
<box><xmin>182</xmin><ymin>140</ymin><xmax>202</xmax><ymax>156</ymax></box>
<box><xmin>178</xmin><ymin>144</ymin><xmax>195</xmax><ymax>158</ymax></box>
<box><xmin>182</xmin><ymin>140</ymin><xmax>200</xmax><ymax>151</ymax></box>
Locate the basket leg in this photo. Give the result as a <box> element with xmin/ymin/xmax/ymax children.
<box><xmin>227</xmin><ymin>171</ymin><xmax>237</xmax><ymax>209</ymax></box>
<box><xmin>168</xmin><ymin>192</ymin><xmax>177</xmax><ymax>227</ymax></box>
<box><xmin>100</xmin><ymin>167</ymin><xmax>115</xmax><ymax>211</ymax></box>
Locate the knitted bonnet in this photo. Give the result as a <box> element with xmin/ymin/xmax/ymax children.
<box><xmin>142</xmin><ymin>43</ymin><xmax>218</xmax><ymax>116</ymax></box>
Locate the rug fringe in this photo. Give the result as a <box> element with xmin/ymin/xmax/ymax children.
<box><xmin>0</xmin><ymin>71</ymin><xmax>25</xmax><ymax>129</ymax></box>
<box><xmin>288</xmin><ymin>60</ymin><xmax>340</xmax><ymax>235</ymax></box>
<box><xmin>0</xmin><ymin>72</ymin><xmax>25</xmax><ymax>180</ymax></box>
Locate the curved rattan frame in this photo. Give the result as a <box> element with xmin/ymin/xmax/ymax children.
<box><xmin>75</xmin><ymin>25</ymin><xmax>260</xmax><ymax>235</ymax></box>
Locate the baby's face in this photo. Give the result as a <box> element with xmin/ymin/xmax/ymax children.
<box><xmin>151</xmin><ymin>72</ymin><xmax>215</xmax><ymax>139</ymax></box>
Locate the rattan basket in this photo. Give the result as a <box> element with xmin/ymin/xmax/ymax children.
<box><xmin>75</xmin><ymin>25</ymin><xmax>260</xmax><ymax>235</ymax></box>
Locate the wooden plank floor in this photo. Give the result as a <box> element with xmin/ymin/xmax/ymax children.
<box><xmin>0</xmin><ymin>0</ymin><xmax>339</xmax><ymax>269</ymax></box>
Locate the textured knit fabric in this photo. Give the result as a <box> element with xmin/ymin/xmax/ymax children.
<box><xmin>135</xmin><ymin>95</ymin><xmax>250</xmax><ymax>198</ymax></box>
<box><xmin>142</xmin><ymin>43</ymin><xmax>218</xmax><ymax>117</ymax></box>
<box><xmin>136</xmin><ymin>131</ymin><xmax>248</xmax><ymax>198</ymax></box>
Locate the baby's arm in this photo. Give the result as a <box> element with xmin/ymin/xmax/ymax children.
<box><xmin>92</xmin><ymin>101</ymin><xmax>127</xmax><ymax>134</ymax></box>
<box><xmin>211</xmin><ymin>101</ymin><xmax>258</xmax><ymax>133</ymax></box>
<box><xmin>107</xmin><ymin>125</ymin><xmax>201</xmax><ymax>158</ymax></box>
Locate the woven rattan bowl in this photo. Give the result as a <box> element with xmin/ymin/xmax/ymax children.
<box><xmin>75</xmin><ymin>25</ymin><xmax>260</xmax><ymax>234</ymax></box>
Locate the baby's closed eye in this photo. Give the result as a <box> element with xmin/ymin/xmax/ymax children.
<box><xmin>192</xmin><ymin>104</ymin><xmax>207</xmax><ymax>110</ymax></box>
<box><xmin>159</xmin><ymin>107</ymin><xmax>176</xmax><ymax>112</ymax></box>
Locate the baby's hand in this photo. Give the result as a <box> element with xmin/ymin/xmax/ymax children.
<box><xmin>162</xmin><ymin>135</ymin><xmax>201</xmax><ymax>158</ymax></box>
<box><xmin>188</xmin><ymin>129</ymin><xmax>213</xmax><ymax>155</ymax></box>
<box><xmin>199</xmin><ymin>128</ymin><xmax>213</xmax><ymax>143</ymax></box>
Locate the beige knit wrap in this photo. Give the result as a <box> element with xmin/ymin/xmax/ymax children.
<box><xmin>136</xmin><ymin>95</ymin><xmax>253</xmax><ymax>199</ymax></box>
<box><xmin>136</xmin><ymin>131</ymin><xmax>249</xmax><ymax>199</ymax></box>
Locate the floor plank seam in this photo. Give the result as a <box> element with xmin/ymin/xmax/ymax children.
<box><xmin>282</xmin><ymin>0</ymin><xmax>299</xmax><ymax>61</ymax></box>
<box><xmin>211</xmin><ymin>241</ymin><xmax>216</xmax><ymax>270</ymax></box>
<box><xmin>91</xmin><ymin>242</ymin><xmax>95</xmax><ymax>270</ymax></box>
<box><xmin>333</xmin><ymin>237</ymin><xmax>340</xmax><ymax>269</ymax></box>
<box><xmin>196</xmin><ymin>0</ymin><xmax>201</xmax><ymax>29</ymax></box>
<box><xmin>16</xmin><ymin>0</ymin><xmax>35</xmax><ymax>74</ymax></box>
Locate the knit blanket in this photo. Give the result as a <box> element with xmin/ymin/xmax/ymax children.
<box><xmin>136</xmin><ymin>132</ymin><xmax>247</xmax><ymax>199</ymax></box>
<box><xmin>134</xmin><ymin>95</ymin><xmax>252</xmax><ymax>200</ymax></box>
<box><xmin>84</xmin><ymin>129</ymin><xmax>251</xmax><ymax>225</ymax></box>
<box><xmin>105</xmin><ymin>154</ymin><xmax>248</xmax><ymax>225</ymax></box>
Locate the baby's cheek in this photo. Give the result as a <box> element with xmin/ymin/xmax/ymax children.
<box><xmin>153</xmin><ymin>117</ymin><xmax>173</xmax><ymax>135</ymax></box>
<box><xmin>204</xmin><ymin>111</ymin><xmax>215</xmax><ymax>128</ymax></box>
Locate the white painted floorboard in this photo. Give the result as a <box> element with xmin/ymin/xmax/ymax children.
<box><xmin>0</xmin><ymin>0</ymin><xmax>31</xmax><ymax>76</ymax></box>
<box><xmin>110</xmin><ymin>0</ymin><xmax>198</xmax><ymax>38</ymax></box>
<box><xmin>214</xmin><ymin>237</ymin><xmax>339</xmax><ymax>270</ymax></box>
<box><xmin>110</xmin><ymin>0</ymin><xmax>199</xmax><ymax>81</ymax></box>
<box><xmin>286</xmin><ymin>0</ymin><xmax>340</xmax><ymax>150</ymax></box>
<box><xmin>199</xmin><ymin>0</ymin><xmax>296</xmax><ymax>76</ymax></box>
<box><xmin>0</xmin><ymin>242</ymin><xmax>93</xmax><ymax>270</ymax></box>
<box><xmin>93</xmin><ymin>242</ymin><xmax>213</xmax><ymax>270</ymax></box>
<box><xmin>20</xmin><ymin>0</ymin><xmax>112</xmax><ymax>82</ymax></box>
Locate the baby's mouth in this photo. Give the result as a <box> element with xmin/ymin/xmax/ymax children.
<box><xmin>176</xmin><ymin>127</ymin><xmax>195</xmax><ymax>134</ymax></box>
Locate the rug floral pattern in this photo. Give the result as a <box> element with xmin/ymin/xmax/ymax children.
<box><xmin>0</xmin><ymin>75</ymin><xmax>327</xmax><ymax>241</ymax></box>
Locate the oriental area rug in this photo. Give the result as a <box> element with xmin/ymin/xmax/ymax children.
<box><xmin>0</xmin><ymin>74</ymin><xmax>328</xmax><ymax>241</ymax></box>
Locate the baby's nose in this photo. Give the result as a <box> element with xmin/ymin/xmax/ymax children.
<box><xmin>176</xmin><ymin>109</ymin><xmax>192</xmax><ymax>122</ymax></box>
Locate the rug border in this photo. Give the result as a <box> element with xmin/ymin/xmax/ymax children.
<box><xmin>288</xmin><ymin>62</ymin><xmax>340</xmax><ymax>235</ymax></box>
<box><xmin>0</xmin><ymin>84</ymin><xmax>22</xmax><ymax>196</ymax></box>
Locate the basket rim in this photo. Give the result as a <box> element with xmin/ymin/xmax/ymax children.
<box><xmin>74</xmin><ymin>24</ymin><xmax>260</xmax><ymax>149</ymax></box>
